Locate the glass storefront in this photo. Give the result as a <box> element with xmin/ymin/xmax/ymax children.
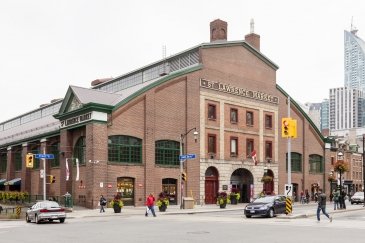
<box><xmin>162</xmin><ymin>178</ymin><xmax>177</xmax><ymax>205</ymax></box>
<box><xmin>117</xmin><ymin>177</ymin><xmax>134</xmax><ymax>206</ymax></box>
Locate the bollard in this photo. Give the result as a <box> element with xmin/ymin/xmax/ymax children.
<box><xmin>16</xmin><ymin>206</ymin><xmax>21</xmax><ymax>218</ymax></box>
<box><xmin>285</xmin><ymin>197</ymin><xmax>292</xmax><ymax>214</ymax></box>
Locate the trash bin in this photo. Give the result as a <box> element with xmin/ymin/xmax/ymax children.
<box><xmin>63</xmin><ymin>192</ymin><xmax>73</xmax><ymax>208</ymax></box>
<box><xmin>183</xmin><ymin>197</ymin><xmax>194</xmax><ymax>209</ymax></box>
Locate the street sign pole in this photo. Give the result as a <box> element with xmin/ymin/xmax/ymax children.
<box><xmin>43</xmin><ymin>147</ymin><xmax>46</xmax><ymax>201</ymax></box>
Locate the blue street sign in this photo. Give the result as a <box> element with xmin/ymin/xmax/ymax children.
<box><xmin>35</xmin><ymin>154</ymin><xmax>55</xmax><ymax>159</ymax></box>
<box><xmin>179</xmin><ymin>154</ymin><xmax>196</xmax><ymax>160</ymax></box>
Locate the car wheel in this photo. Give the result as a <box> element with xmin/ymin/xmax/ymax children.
<box><xmin>35</xmin><ymin>215</ymin><xmax>40</xmax><ymax>224</ymax></box>
<box><xmin>59</xmin><ymin>218</ymin><xmax>65</xmax><ymax>223</ymax></box>
<box><xmin>25</xmin><ymin>214</ymin><xmax>31</xmax><ymax>223</ymax></box>
<box><xmin>245</xmin><ymin>215</ymin><xmax>252</xmax><ymax>218</ymax></box>
<box><xmin>49</xmin><ymin>219</ymin><xmax>53</xmax><ymax>222</ymax></box>
<box><xmin>267</xmin><ymin>208</ymin><xmax>274</xmax><ymax>218</ymax></box>
<box><xmin>351</xmin><ymin>202</ymin><xmax>354</xmax><ymax>205</ymax></box>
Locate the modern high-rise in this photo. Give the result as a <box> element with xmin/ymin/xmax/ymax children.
<box><xmin>329</xmin><ymin>87</ymin><xmax>364</xmax><ymax>130</ymax></box>
<box><xmin>320</xmin><ymin>99</ymin><xmax>329</xmax><ymax>131</ymax></box>
<box><xmin>344</xmin><ymin>29</ymin><xmax>365</xmax><ymax>92</ymax></box>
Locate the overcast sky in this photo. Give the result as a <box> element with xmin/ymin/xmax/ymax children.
<box><xmin>1</xmin><ymin>0</ymin><xmax>364</xmax><ymax>122</ymax></box>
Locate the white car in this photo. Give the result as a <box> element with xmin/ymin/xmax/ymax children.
<box><xmin>350</xmin><ymin>192</ymin><xmax>364</xmax><ymax>204</ymax></box>
<box><xmin>26</xmin><ymin>200</ymin><xmax>66</xmax><ymax>224</ymax></box>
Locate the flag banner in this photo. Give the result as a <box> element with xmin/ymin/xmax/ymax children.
<box><xmin>76</xmin><ymin>158</ymin><xmax>80</xmax><ymax>181</ymax></box>
<box><xmin>65</xmin><ymin>159</ymin><xmax>70</xmax><ymax>181</ymax></box>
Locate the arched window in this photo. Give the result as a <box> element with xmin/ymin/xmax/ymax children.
<box><xmin>108</xmin><ymin>135</ymin><xmax>142</xmax><ymax>163</ymax></box>
<box><xmin>286</xmin><ymin>152</ymin><xmax>302</xmax><ymax>172</ymax></box>
<box><xmin>155</xmin><ymin>140</ymin><xmax>179</xmax><ymax>166</ymax></box>
<box><xmin>309</xmin><ymin>154</ymin><xmax>323</xmax><ymax>173</ymax></box>
<box><xmin>73</xmin><ymin>136</ymin><xmax>86</xmax><ymax>165</ymax></box>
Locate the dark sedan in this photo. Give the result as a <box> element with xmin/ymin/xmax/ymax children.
<box><xmin>26</xmin><ymin>200</ymin><xmax>66</xmax><ymax>224</ymax></box>
<box><xmin>244</xmin><ymin>195</ymin><xmax>286</xmax><ymax>218</ymax></box>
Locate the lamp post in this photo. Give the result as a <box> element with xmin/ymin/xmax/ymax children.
<box><xmin>329</xmin><ymin>170</ymin><xmax>334</xmax><ymax>194</ymax></box>
<box><xmin>179</xmin><ymin>128</ymin><xmax>198</xmax><ymax>209</ymax></box>
<box><xmin>337</xmin><ymin>151</ymin><xmax>344</xmax><ymax>192</ymax></box>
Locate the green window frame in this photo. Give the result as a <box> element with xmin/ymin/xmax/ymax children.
<box><xmin>286</xmin><ymin>152</ymin><xmax>302</xmax><ymax>172</ymax></box>
<box><xmin>309</xmin><ymin>154</ymin><xmax>323</xmax><ymax>173</ymax></box>
<box><xmin>108</xmin><ymin>135</ymin><xmax>142</xmax><ymax>164</ymax></box>
<box><xmin>14</xmin><ymin>150</ymin><xmax>22</xmax><ymax>171</ymax></box>
<box><xmin>155</xmin><ymin>140</ymin><xmax>179</xmax><ymax>166</ymax></box>
<box><xmin>73</xmin><ymin>137</ymin><xmax>86</xmax><ymax>165</ymax></box>
<box><xmin>49</xmin><ymin>143</ymin><xmax>60</xmax><ymax>167</ymax></box>
<box><xmin>0</xmin><ymin>151</ymin><xmax>7</xmax><ymax>173</ymax></box>
<box><xmin>30</xmin><ymin>148</ymin><xmax>41</xmax><ymax>169</ymax></box>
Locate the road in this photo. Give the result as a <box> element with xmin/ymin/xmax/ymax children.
<box><xmin>0</xmin><ymin>203</ymin><xmax>364</xmax><ymax>243</ymax></box>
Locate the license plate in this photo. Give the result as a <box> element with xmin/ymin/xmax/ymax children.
<box><xmin>250</xmin><ymin>210</ymin><xmax>255</xmax><ymax>213</ymax></box>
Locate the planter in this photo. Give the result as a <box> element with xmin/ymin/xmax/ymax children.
<box><xmin>219</xmin><ymin>203</ymin><xmax>227</xmax><ymax>209</ymax></box>
<box><xmin>113</xmin><ymin>205</ymin><xmax>121</xmax><ymax>213</ymax></box>
<box><xmin>230</xmin><ymin>196</ymin><xmax>237</xmax><ymax>205</ymax></box>
<box><xmin>158</xmin><ymin>204</ymin><xmax>167</xmax><ymax>212</ymax></box>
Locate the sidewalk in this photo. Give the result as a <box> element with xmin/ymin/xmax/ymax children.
<box><xmin>67</xmin><ymin>203</ymin><xmax>247</xmax><ymax>219</ymax></box>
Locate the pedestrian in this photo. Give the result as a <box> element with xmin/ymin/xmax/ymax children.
<box><xmin>341</xmin><ymin>190</ymin><xmax>346</xmax><ymax>209</ymax></box>
<box><xmin>99</xmin><ymin>195</ymin><xmax>106</xmax><ymax>213</ymax></box>
<box><xmin>316</xmin><ymin>188</ymin><xmax>332</xmax><ymax>223</ymax></box>
<box><xmin>300</xmin><ymin>191</ymin><xmax>305</xmax><ymax>204</ymax></box>
<box><xmin>145</xmin><ymin>193</ymin><xmax>156</xmax><ymax>217</ymax></box>
<box><xmin>333</xmin><ymin>189</ymin><xmax>340</xmax><ymax>210</ymax></box>
<box><xmin>305</xmin><ymin>191</ymin><xmax>310</xmax><ymax>204</ymax></box>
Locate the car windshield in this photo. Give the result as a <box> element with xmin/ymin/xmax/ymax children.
<box><xmin>253</xmin><ymin>196</ymin><xmax>275</xmax><ymax>203</ymax></box>
<box><xmin>40</xmin><ymin>201</ymin><xmax>61</xmax><ymax>208</ymax></box>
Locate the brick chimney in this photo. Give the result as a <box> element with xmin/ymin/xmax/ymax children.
<box><xmin>244</xmin><ymin>19</ymin><xmax>260</xmax><ymax>51</ymax></box>
<box><xmin>210</xmin><ymin>19</ymin><xmax>227</xmax><ymax>42</ymax></box>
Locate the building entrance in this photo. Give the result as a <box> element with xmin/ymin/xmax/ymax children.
<box><xmin>117</xmin><ymin>177</ymin><xmax>134</xmax><ymax>206</ymax></box>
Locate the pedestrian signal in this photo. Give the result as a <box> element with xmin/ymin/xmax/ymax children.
<box><xmin>25</xmin><ymin>153</ymin><xmax>34</xmax><ymax>168</ymax></box>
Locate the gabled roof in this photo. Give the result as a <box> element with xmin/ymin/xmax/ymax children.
<box><xmin>57</xmin><ymin>86</ymin><xmax>120</xmax><ymax>117</ymax></box>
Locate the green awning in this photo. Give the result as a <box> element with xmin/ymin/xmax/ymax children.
<box><xmin>4</xmin><ymin>178</ymin><xmax>21</xmax><ymax>186</ymax></box>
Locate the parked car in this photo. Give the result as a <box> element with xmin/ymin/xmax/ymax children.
<box><xmin>26</xmin><ymin>200</ymin><xmax>66</xmax><ymax>224</ymax></box>
<box><xmin>350</xmin><ymin>192</ymin><xmax>364</xmax><ymax>204</ymax></box>
<box><xmin>244</xmin><ymin>195</ymin><xmax>286</xmax><ymax>218</ymax></box>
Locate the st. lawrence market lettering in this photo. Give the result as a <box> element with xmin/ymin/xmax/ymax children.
<box><xmin>61</xmin><ymin>112</ymin><xmax>92</xmax><ymax>128</ymax></box>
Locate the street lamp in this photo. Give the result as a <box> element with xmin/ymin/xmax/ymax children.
<box><xmin>337</xmin><ymin>151</ymin><xmax>344</xmax><ymax>192</ymax></box>
<box><xmin>329</xmin><ymin>170</ymin><xmax>334</xmax><ymax>194</ymax></box>
<box><xmin>179</xmin><ymin>128</ymin><xmax>198</xmax><ymax>209</ymax></box>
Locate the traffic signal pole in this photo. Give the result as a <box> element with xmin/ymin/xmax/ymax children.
<box><xmin>287</xmin><ymin>96</ymin><xmax>291</xmax><ymax>185</ymax></box>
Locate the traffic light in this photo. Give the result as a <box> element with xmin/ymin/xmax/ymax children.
<box><xmin>25</xmin><ymin>153</ymin><xmax>34</xmax><ymax>168</ymax></box>
<box><xmin>281</xmin><ymin>118</ymin><xmax>297</xmax><ymax>138</ymax></box>
<box><xmin>282</xmin><ymin>118</ymin><xmax>290</xmax><ymax>137</ymax></box>
<box><xmin>49</xmin><ymin>175</ymin><xmax>56</xmax><ymax>184</ymax></box>
<box><xmin>182</xmin><ymin>172</ymin><xmax>187</xmax><ymax>181</ymax></box>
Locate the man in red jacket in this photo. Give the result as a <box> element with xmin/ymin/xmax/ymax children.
<box><xmin>145</xmin><ymin>193</ymin><xmax>156</xmax><ymax>217</ymax></box>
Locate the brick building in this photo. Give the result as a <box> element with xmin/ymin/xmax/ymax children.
<box><xmin>0</xmin><ymin>19</ymin><xmax>336</xmax><ymax>208</ymax></box>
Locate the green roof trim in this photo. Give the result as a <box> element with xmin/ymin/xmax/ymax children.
<box><xmin>276</xmin><ymin>84</ymin><xmax>325</xmax><ymax>141</ymax></box>
<box><xmin>113</xmin><ymin>64</ymin><xmax>203</xmax><ymax>111</ymax></box>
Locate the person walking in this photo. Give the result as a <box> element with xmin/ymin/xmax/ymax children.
<box><xmin>341</xmin><ymin>190</ymin><xmax>347</xmax><ymax>209</ymax></box>
<box><xmin>316</xmin><ymin>189</ymin><xmax>332</xmax><ymax>223</ymax></box>
<box><xmin>99</xmin><ymin>195</ymin><xmax>106</xmax><ymax>213</ymax></box>
<box><xmin>145</xmin><ymin>193</ymin><xmax>156</xmax><ymax>217</ymax></box>
<box><xmin>333</xmin><ymin>189</ymin><xmax>340</xmax><ymax>210</ymax></box>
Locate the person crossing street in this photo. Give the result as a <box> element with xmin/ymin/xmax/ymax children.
<box><xmin>316</xmin><ymin>188</ymin><xmax>332</xmax><ymax>223</ymax></box>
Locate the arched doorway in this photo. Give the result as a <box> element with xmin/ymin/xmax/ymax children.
<box><xmin>205</xmin><ymin>167</ymin><xmax>219</xmax><ymax>204</ymax></box>
<box><xmin>263</xmin><ymin>169</ymin><xmax>275</xmax><ymax>195</ymax></box>
<box><xmin>230</xmin><ymin>168</ymin><xmax>254</xmax><ymax>203</ymax></box>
